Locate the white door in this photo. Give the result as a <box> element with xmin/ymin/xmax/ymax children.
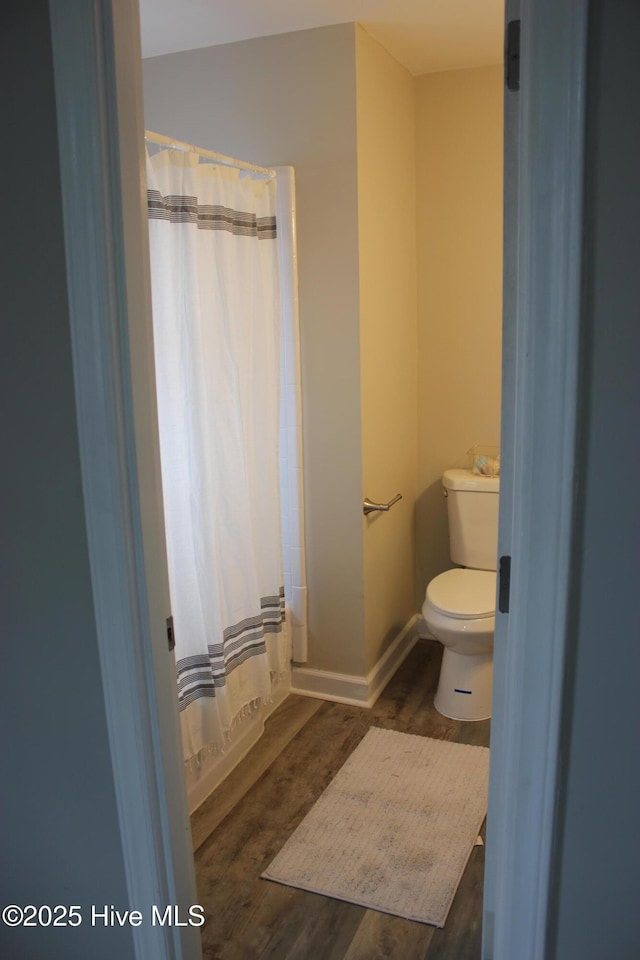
<box><xmin>483</xmin><ymin>1</ymin><xmax>588</xmax><ymax>958</ymax></box>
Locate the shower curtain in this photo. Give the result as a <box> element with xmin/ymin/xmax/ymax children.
<box><xmin>146</xmin><ymin>148</ymin><xmax>290</xmax><ymax>764</ymax></box>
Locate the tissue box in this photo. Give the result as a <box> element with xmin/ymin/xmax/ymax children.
<box><xmin>467</xmin><ymin>444</ymin><xmax>500</xmax><ymax>477</ymax></box>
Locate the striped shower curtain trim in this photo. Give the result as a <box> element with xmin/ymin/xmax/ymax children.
<box><xmin>175</xmin><ymin>588</ymin><xmax>285</xmax><ymax>709</ymax></box>
<box><xmin>147</xmin><ymin>189</ymin><xmax>277</xmax><ymax>238</ymax></box>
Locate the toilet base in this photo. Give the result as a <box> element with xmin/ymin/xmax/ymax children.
<box><xmin>434</xmin><ymin>648</ymin><xmax>493</xmax><ymax>721</ymax></box>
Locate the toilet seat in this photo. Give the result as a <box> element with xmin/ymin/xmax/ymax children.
<box><xmin>426</xmin><ymin>569</ymin><xmax>496</xmax><ymax>620</ymax></box>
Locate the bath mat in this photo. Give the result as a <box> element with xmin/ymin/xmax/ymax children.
<box><xmin>261</xmin><ymin>727</ymin><xmax>489</xmax><ymax>927</ymax></box>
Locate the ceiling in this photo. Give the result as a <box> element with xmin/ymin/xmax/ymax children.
<box><xmin>139</xmin><ymin>0</ymin><xmax>504</xmax><ymax>77</ymax></box>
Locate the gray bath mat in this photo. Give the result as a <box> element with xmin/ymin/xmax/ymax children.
<box><xmin>262</xmin><ymin>727</ymin><xmax>489</xmax><ymax>927</ymax></box>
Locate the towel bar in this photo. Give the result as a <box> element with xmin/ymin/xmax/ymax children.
<box><xmin>363</xmin><ymin>494</ymin><xmax>402</xmax><ymax>516</ymax></box>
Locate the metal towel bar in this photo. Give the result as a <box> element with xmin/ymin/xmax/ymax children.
<box><xmin>363</xmin><ymin>494</ymin><xmax>403</xmax><ymax>516</ymax></box>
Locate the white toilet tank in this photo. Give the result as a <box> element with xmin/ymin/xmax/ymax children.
<box><xmin>443</xmin><ymin>469</ymin><xmax>499</xmax><ymax>571</ymax></box>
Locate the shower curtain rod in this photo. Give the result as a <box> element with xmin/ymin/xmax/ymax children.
<box><xmin>144</xmin><ymin>129</ymin><xmax>276</xmax><ymax>179</ymax></box>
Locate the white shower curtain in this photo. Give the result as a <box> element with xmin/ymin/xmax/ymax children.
<box><xmin>146</xmin><ymin>148</ymin><xmax>290</xmax><ymax>764</ymax></box>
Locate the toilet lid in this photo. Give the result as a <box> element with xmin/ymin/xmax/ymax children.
<box><xmin>426</xmin><ymin>569</ymin><xmax>496</xmax><ymax>619</ymax></box>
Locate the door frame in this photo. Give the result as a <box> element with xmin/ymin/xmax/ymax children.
<box><xmin>49</xmin><ymin>1</ymin><xmax>588</xmax><ymax>958</ymax></box>
<box><xmin>483</xmin><ymin>1</ymin><xmax>588</xmax><ymax>958</ymax></box>
<box><xmin>49</xmin><ymin>1</ymin><xmax>201</xmax><ymax>958</ymax></box>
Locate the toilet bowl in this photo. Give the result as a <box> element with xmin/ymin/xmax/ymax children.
<box><xmin>423</xmin><ymin>565</ymin><xmax>496</xmax><ymax>721</ymax></box>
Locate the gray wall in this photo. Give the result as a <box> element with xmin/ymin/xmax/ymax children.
<box><xmin>550</xmin><ymin>0</ymin><xmax>640</xmax><ymax>956</ymax></box>
<box><xmin>0</xmin><ymin>3</ymin><xmax>135</xmax><ymax>957</ymax></box>
<box><xmin>143</xmin><ymin>25</ymin><xmax>366</xmax><ymax>675</ymax></box>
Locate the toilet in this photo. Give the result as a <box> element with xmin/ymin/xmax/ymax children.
<box><xmin>422</xmin><ymin>468</ymin><xmax>499</xmax><ymax>721</ymax></box>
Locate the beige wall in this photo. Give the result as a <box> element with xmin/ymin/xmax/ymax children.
<box><xmin>355</xmin><ymin>27</ymin><xmax>418</xmax><ymax>672</ymax></box>
<box><xmin>415</xmin><ymin>66</ymin><xmax>503</xmax><ymax>603</ymax></box>
<box><xmin>143</xmin><ymin>25</ymin><xmax>367</xmax><ymax>675</ymax></box>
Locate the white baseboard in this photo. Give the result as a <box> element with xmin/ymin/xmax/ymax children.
<box><xmin>291</xmin><ymin>614</ymin><xmax>420</xmax><ymax>708</ymax></box>
<box><xmin>185</xmin><ymin>677</ymin><xmax>290</xmax><ymax>814</ymax></box>
<box><xmin>366</xmin><ymin>615</ymin><xmax>420</xmax><ymax>704</ymax></box>
<box><xmin>290</xmin><ymin>666</ymin><xmax>370</xmax><ymax>706</ymax></box>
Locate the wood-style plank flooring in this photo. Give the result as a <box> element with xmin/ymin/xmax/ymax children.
<box><xmin>192</xmin><ymin>639</ymin><xmax>491</xmax><ymax>959</ymax></box>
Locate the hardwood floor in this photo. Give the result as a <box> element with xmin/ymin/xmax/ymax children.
<box><xmin>192</xmin><ymin>639</ymin><xmax>491</xmax><ymax>959</ymax></box>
